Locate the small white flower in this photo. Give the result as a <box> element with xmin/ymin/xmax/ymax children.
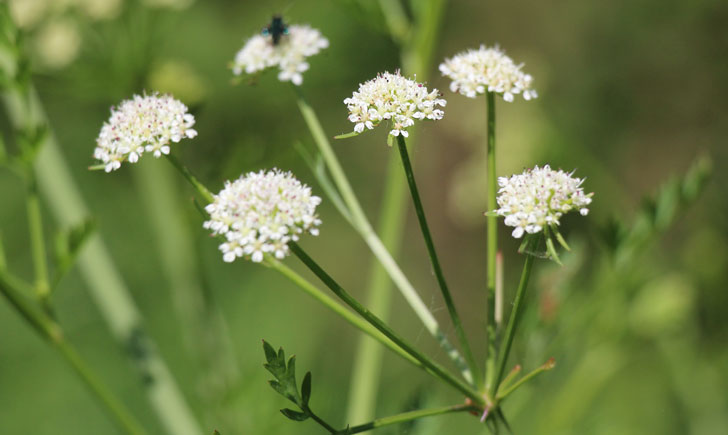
<box><xmin>440</xmin><ymin>45</ymin><xmax>537</xmax><ymax>101</ymax></box>
<box><xmin>344</xmin><ymin>71</ymin><xmax>445</xmax><ymax>140</ymax></box>
<box><xmin>203</xmin><ymin>169</ymin><xmax>322</xmax><ymax>263</ymax></box>
<box><xmin>495</xmin><ymin>165</ymin><xmax>593</xmax><ymax>239</ymax></box>
<box><xmin>232</xmin><ymin>24</ymin><xmax>328</xmax><ymax>86</ymax></box>
<box><xmin>93</xmin><ymin>92</ymin><xmax>196</xmax><ymax>172</ymax></box>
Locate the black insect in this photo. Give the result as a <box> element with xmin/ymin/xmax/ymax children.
<box><xmin>263</xmin><ymin>15</ymin><xmax>289</xmax><ymax>46</ymax></box>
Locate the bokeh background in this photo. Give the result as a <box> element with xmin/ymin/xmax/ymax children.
<box><xmin>1</xmin><ymin>0</ymin><xmax>727</xmax><ymax>433</ymax></box>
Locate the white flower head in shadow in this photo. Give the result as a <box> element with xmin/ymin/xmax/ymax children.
<box><xmin>203</xmin><ymin>169</ymin><xmax>322</xmax><ymax>263</ymax></box>
<box><xmin>93</xmin><ymin>92</ymin><xmax>197</xmax><ymax>172</ymax></box>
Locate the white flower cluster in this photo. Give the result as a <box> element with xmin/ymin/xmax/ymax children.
<box><xmin>93</xmin><ymin>93</ymin><xmax>197</xmax><ymax>172</ymax></box>
<box><xmin>495</xmin><ymin>165</ymin><xmax>593</xmax><ymax>239</ymax></box>
<box><xmin>232</xmin><ymin>24</ymin><xmax>329</xmax><ymax>86</ymax></box>
<box><xmin>439</xmin><ymin>45</ymin><xmax>537</xmax><ymax>102</ymax></box>
<box><xmin>344</xmin><ymin>71</ymin><xmax>446</xmax><ymax>138</ymax></box>
<box><xmin>203</xmin><ymin>169</ymin><xmax>322</xmax><ymax>263</ymax></box>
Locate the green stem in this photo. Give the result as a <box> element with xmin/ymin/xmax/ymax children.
<box><xmin>345</xmin><ymin>150</ymin><xmax>407</xmax><ymax>423</ymax></box>
<box><xmin>165</xmin><ymin>154</ymin><xmax>214</xmax><ymax>203</ymax></box>
<box><xmin>485</xmin><ymin>91</ymin><xmax>497</xmax><ymax>391</ymax></box>
<box><xmin>496</xmin><ymin>358</ymin><xmax>555</xmax><ymax>400</ymax></box>
<box><xmin>26</xmin><ymin>175</ymin><xmax>50</xmax><ymax>311</ymax></box>
<box><xmin>347</xmin><ymin>0</ymin><xmax>449</xmax><ymax>421</ymax></box>
<box><xmin>307</xmin><ymin>409</ymin><xmax>338</xmax><ymax>434</ymax></box>
<box><xmin>492</xmin><ymin>252</ymin><xmax>535</xmax><ymax>394</ymax></box>
<box><xmin>55</xmin><ymin>339</ymin><xmax>148</xmax><ymax>435</ymax></box>
<box><xmin>0</xmin><ymin>232</ymin><xmax>6</xmax><ymax>271</ymax></box>
<box><xmin>289</xmin><ymin>242</ymin><xmax>484</xmax><ymax>405</ymax></box>
<box><xmin>341</xmin><ymin>403</ymin><xmax>475</xmax><ymax>434</ymax></box>
<box><xmin>293</xmin><ymin>87</ymin><xmax>471</xmax><ymax>382</ymax></box>
<box><xmin>0</xmin><ymin>271</ymin><xmax>146</xmax><ymax>435</ymax></box>
<box><xmin>495</xmin><ymin>409</ymin><xmax>513</xmax><ymax>435</ymax></box>
<box><xmin>396</xmin><ymin>134</ymin><xmax>480</xmax><ymax>386</ymax></box>
<box><xmin>265</xmin><ymin>258</ymin><xmax>421</xmax><ymax>368</ymax></box>
<box><xmin>3</xmin><ymin>87</ymin><xmax>203</xmax><ymax>435</ymax></box>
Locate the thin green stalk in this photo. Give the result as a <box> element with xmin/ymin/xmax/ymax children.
<box><xmin>396</xmin><ymin>134</ymin><xmax>480</xmax><ymax>386</ymax></box>
<box><xmin>165</xmin><ymin>154</ymin><xmax>214</xmax><ymax>203</ymax></box>
<box><xmin>289</xmin><ymin>242</ymin><xmax>484</xmax><ymax>405</ymax></box>
<box><xmin>0</xmin><ymin>271</ymin><xmax>146</xmax><ymax>435</ymax></box>
<box><xmin>26</xmin><ymin>175</ymin><xmax>50</xmax><ymax>311</ymax></box>
<box><xmin>484</xmin><ymin>91</ymin><xmax>497</xmax><ymax>391</ymax></box>
<box><xmin>345</xmin><ymin>139</ymin><xmax>410</xmax><ymax>424</ymax></box>
<box><xmin>492</xmin><ymin>252</ymin><xmax>535</xmax><ymax>394</ymax></box>
<box><xmin>495</xmin><ymin>409</ymin><xmax>513</xmax><ymax>435</ymax></box>
<box><xmin>3</xmin><ymin>86</ymin><xmax>203</xmax><ymax>435</ymax></box>
<box><xmin>0</xmin><ymin>232</ymin><xmax>6</xmax><ymax>271</ymax></box>
<box><xmin>348</xmin><ymin>0</ymin><xmax>449</xmax><ymax>421</ymax></box>
<box><xmin>55</xmin><ymin>339</ymin><xmax>148</xmax><ymax>435</ymax></box>
<box><xmin>496</xmin><ymin>358</ymin><xmax>555</xmax><ymax>400</ymax></box>
<box><xmin>341</xmin><ymin>403</ymin><xmax>475</xmax><ymax>434</ymax></box>
<box><xmin>266</xmin><ymin>258</ymin><xmax>421</xmax><ymax>368</ymax></box>
<box><xmin>309</xmin><ymin>411</ymin><xmax>338</xmax><ymax>434</ymax></box>
<box><xmin>293</xmin><ymin>87</ymin><xmax>471</xmax><ymax>383</ymax></box>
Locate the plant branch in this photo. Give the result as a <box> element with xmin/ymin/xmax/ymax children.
<box><xmin>0</xmin><ymin>271</ymin><xmax>146</xmax><ymax>434</ymax></box>
<box><xmin>485</xmin><ymin>91</ymin><xmax>498</xmax><ymax>392</ymax></box>
<box><xmin>165</xmin><ymin>154</ymin><xmax>214</xmax><ymax>203</ymax></box>
<box><xmin>26</xmin><ymin>174</ymin><xmax>51</xmax><ymax>313</ymax></box>
<box><xmin>289</xmin><ymin>242</ymin><xmax>484</xmax><ymax>405</ymax></box>
<box><xmin>293</xmin><ymin>86</ymin><xmax>471</xmax><ymax>382</ymax></box>
<box><xmin>396</xmin><ymin>134</ymin><xmax>480</xmax><ymax>386</ymax></box>
<box><xmin>265</xmin><ymin>258</ymin><xmax>421</xmax><ymax>368</ymax></box>
<box><xmin>341</xmin><ymin>403</ymin><xmax>475</xmax><ymax>434</ymax></box>
<box><xmin>492</xmin><ymin>251</ymin><xmax>536</xmax><ymax>394</ymax></box>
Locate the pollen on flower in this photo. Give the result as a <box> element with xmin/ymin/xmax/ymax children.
<box><xmin>495</xmin><ymin>165</ymin><xmax>592</xmax><ymax>239</ymax></box>
<box><xmin>439</xmin><ymin>45</ymin><xmax>537</xmax><ymax>102</ymax></box>
<box><xmin>344</xmin><ymin>71</ymin><xmax>445</xmax><ymax>140</ymax></box>
<box><xmin>231</xmin><ymin>24</ymin><xmax>329</xmax><ymax>86</ymax></box>
<box><xmin>203</xmin><ymin>169</ymin><xmax>322</xmax><ymax>263</ymax></box>
<box><xmin>93</xmin><ymin>92</ymin><xmax>197</xmax><ymax>172</ymax></box>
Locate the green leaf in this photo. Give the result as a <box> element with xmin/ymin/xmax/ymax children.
<box><xmin>280</xmin><ymin>408</ymin><xmax>310</xmax><ymax>421</ymax></box>
<box><xmin>545</xmin><ymin>235</ymin><xmax>563</xmax><ymax>266</ymax></box>
<box><xmin>262</xmin><ymin>340</ymin><xmax>277</xmax><ymax>364</ymax></box>
<box><xmin>301</xmin><ymin>372</ymin><xmax>311</xmax><ymax>406</ymax></box>
<box><xmin>552</xmin><ymin>227</ymin><xmax>571</xmax><ymax>251</ymax></box>
<box><xmin>262</xmin><ymin>341</ymin><xmax>301</xmax><ymax>405</ymax></box>
<box><xmin>52</xmin><ymin>219</ymin><xmax>95</xmax><ymax>287</ymax></box>
<box><xmin>483</xmin><ymin>210</ymin><xmax>499</xmax><ymax>217</ymax></box>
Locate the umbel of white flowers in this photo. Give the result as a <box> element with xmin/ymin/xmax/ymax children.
<box><xmin>344</xmin><ymin>71</ymin><xmax>446</xmax><ymax>139</ymax></box>
<box><xmin>439</xmin><ymin>45</ymin><xmax>537</xmax><ymax>102</ymax></box>
<box><xmin>203</xmin><ymin>169</ymin><xmax>322</xmax><ymax>263</ymax></box>
<box><xmin>495</xmin><ymin>165</ymin><xmax>593</xmax><ymax>239</ymax></box>
<box><xmin>231</xmin><ymin>24</ymin><xmax>329</xmax><ymax>86</ymax></box>
<box><xmin>93</xmin><ymin>93</ymin><xmax>197</xmax><ymax>172</ymax></box>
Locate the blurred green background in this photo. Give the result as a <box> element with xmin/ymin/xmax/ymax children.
<box><xmin>1</xmin><ymin>0</ymin><xmax>727</xmax><ymax>434</ymax></box>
